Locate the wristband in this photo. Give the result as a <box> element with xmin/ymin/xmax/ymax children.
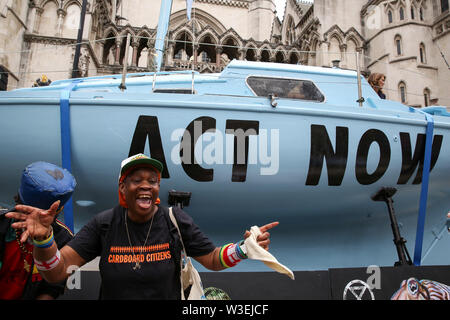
<box><xmin>34</xmin><ymin>249</ymin><xmax>61</xmax><ymax>271</ymax></box>
<box><xmin>32</xmin><ymin>228</ymin><xmax>54</xmax><ymax>248</ymax></box>
<box><xmin>219</xmin><ymin>241</ymin><xmax>248</xmax><ymax>268</ymax></box>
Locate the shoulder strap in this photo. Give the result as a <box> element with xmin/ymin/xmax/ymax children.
<box><xmin>97</xmin><ymin>207</ymin><xmax>116</xmax><ymax>236</ymax></box>
<box><xmin>168</xmin><ymin>207</ymin><xmax>187</xmax><ymax>256</ymax></box>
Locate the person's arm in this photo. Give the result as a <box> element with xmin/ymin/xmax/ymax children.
<box><xmin>6</xmin><ymin>201</ymin><xmax>87</xmax><ymax>284</ymax></box>
<box><xmin>33</xmin><ymin>240</ymin><xmax>86</xmax><ymax>283</ymax></box>
<box><xmin>194</xmin><ymin>222</ymin><xmax>279</xmax><ymax>271</ymax></box>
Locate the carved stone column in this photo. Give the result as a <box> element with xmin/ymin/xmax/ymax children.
<box><xmin>115</xmin><ymin>40</ymin><xmax>121</xmax><ymax>65</ymax></box>
<box><xmin>238</xmin><ymin>48</ymin><xmax>246</xmax><ymax>60</ymax></box>
<box><xmin>56</xmin><ymin>8</ymin><xmax>66</xmax><ymax>37</ymax></box>
<box><xmin>270</xmin><ymin>51</ymin><xmax>277</xmax><ymax>62</ymax></box>
<box><xmin>193</xmin><ymin>44</ymin><xmax>199</xmax><ymax>67</ymax></box>
<box><xmin>131</xmin><ymin>40</ymin><xmax>139</xmax><ymax>67</ymax></box>
<box><xmin>148</xmin><ymin>38</ymin><xmax>156</xmax><ymax>70</ymax></box>
<box><xmin>215</xmin><ymin>46</ymin><xmax>223</xmax><ymax>69</ymax></box>
<box><xmin>340</xmin><ymin>43</ymin><xmax>347</xmax><ymax>68</ymax></box>
<box><xmin>167</xmin><ymin>41</ymin><xmax>175</xmax><ymax>66</ymax></box>
<box><xmin>98</xmin><ymin>39</ymin><xmax>106</xmax><ymax>64</ymax></box>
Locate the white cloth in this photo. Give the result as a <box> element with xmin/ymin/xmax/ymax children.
<box><xmin>243</xmin><ymin>226</ymin><xmax>295</xmax><ymax>280</ymax></box>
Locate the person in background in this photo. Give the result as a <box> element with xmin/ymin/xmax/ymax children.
<box><xmin>368</xmin><ymin>73</ymin><xmax>386</xmax><ymax>99</ymax></box>
<box><xmin>32</xmin><ymin>75</ymin><xmax>52</xmax><ymax>87</ymax></box>
<box><xmin>0</xmin><ymin>162</ymin><xmax>75</xmax><ymax>299</ymax></box>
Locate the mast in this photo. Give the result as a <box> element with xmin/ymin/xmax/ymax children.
<box><xmin>71</xmin><ymin>0</ymin><xmax>88</xmax><ymax>78</ymax></box>
<box><xmin>155</xmin><ymin>0</ymin><xmax>174</xmax><ymax>72</ymax></box>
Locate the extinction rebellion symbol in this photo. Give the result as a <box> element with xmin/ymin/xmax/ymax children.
<box><xmin>343</xmin><ymin>280</ymin><xmax>375</xmax><ymax>300</ymax></box>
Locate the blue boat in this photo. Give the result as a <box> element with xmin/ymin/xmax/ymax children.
<box><xmin>0</xmin><ymin>58</ymin><xmax>449</xmax><ymax>272</ymax></box>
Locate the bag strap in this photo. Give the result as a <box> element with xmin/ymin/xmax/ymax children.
<box><xmin>168</xmin><ymin>207</ymin><xmax>187</xmax><ymax>257</ymax></box>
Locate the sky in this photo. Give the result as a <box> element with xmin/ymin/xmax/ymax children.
<box><xmin>274</xmin><ymin>0</ymin><xmax>286</xmax><ymax>19</ymax></box>
<box><xmin>274</xmin><ymin>0</ymin><xmax>314</xmax><ymax>20</ymax></box>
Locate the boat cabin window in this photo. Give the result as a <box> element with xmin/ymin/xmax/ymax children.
<box><xmin>153</xmin><ymin>88</ymin><xmax>195</xmax><ymax>94</ymax></box>
<box><xmin>247</xmin><ymin>76</ymin><xmax>325</xmax><ymax>102</ymax></box>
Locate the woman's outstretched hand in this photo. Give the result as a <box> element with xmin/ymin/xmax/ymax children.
<box><xmin>244</xmin><ymin>221</ymin><xmax>279</xmax><ymax>251</ymax></box>
<box><xmin>5</xmin><ymin>200</ymin><xmax>60</xmax><ymax>242</ymax></box>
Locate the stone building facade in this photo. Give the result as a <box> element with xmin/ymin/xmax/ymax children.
<box><xmin>293</xmin><ymin>0</ymin><xmax>450</xmax><ymax>107</ymax></box>
<box><xmin>0</xmin><ymin>0</ymin><xmax>448</xmax><ymax>107</ymax></box>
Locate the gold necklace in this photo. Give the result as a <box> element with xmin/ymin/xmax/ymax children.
<box><xmin>124</xmin><ymin>210</ymin><xmax>154</xmax><ymax>270</ymax></box>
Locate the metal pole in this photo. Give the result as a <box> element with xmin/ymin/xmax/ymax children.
<box><xmin>119</xmin><ymin>33</ymin><xmax>131</xmax><ymax>91</ymax></box>
<box><xmin>356</xmin><ymin>51</ymin><xmax>364</xmax><ymax>107</ymax></box>
<box><xmin>71</xmin><ymin>0</ymin><xmax>88</xmax><ymax>78</ymax></box>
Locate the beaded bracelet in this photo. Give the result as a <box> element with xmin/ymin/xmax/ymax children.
<box><xmin>32</xmin><ymin>228</ymin><xmax>54</xmax><ymax>249</ymax></box>
<box><xmin>219</xmin><ymin>241</ymin><xmax>248</xmax><ymax>268</ymax></box>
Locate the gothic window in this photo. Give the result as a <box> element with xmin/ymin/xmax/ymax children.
<box><xmin>246</xmin><ymin>48</ymin><xmax>256</xmax><ymax>61</ymax></box>
<box><xmin>289</xmin><ymin>52</ymin><xmax>299</xmax><ymax>64</ymax></box>
<box><xmin>442</xmin><ymin>0</ymin><xmax>449</xmax><ymax>13</ymax></box>
<box><xmin>399</xmin><ymin>7</ymin><xmax>405</xmax><ymax>20</ymax></box>
<box><xmin>260</xmin><ymin>49</ymin><xmax>270</xmax><ymax>62</ymax></box>
<box><xmin>137</xmin><ymin>35</ymin><xmax>150</xmax><ymax>68</ymax></box>
<box><xmin>420</xmin><ymin>6</ymin><xmax>424</xmax><ymax>20</ymax></box>
<box><xmin>102</xmin><ymin>32</ymin><xmax>117</xmax><ymax>65</ymax></box>
<box><xmin>222</xmin><ymin>38</ymin><xmax>239</xmax><ymax>61</ymax></box>
<box><xmin>173</xmin><ymin>31</ymin><xmax>193</xmax><ymax>61</ymax></box>
<box><xmin>275</xmin><ymin>51</ymin><xmax>285</xmax><ymax>63</ymax></box>
<box><xmin>395</xmin><ymin>35</ymin><xmax>402</xmax><ymax>55</ymax></box>
<box><xmin>246</xmin><ymin>47</ymin><xmax>257</xmax><ymax>61</ymax></box>
<box><xmin>285</xmin><ymin>16</ymin><xmax>295</xmax><ymax>45</ymax></box>
<box><xmin>419</xmin><ymin>43</ymin><xmax>426</xmax><ymax>64</ymax></box>
<box><xmin>411</xmin><ymin>6</ymin><xmax>415</xmax><ymax>19</ymax></box>
<box><xmin>424</xmin><ymin>88</ymin><xmax>431</xmax><ymax>106</ymax></box>
<box><xmin>39</xmin><ymin>1</ymin><xmax>58</xmax><ymax>36</ymax></box>
<box><xmin>198</xmin><ymin>35</ymin><xmax>216</xmax><ymax>63</ymax></box>
<box><xmin>388</xmin><ymin>10</ymin><xmax>393</xmax><ymax>23</ymax></box>
<box><xmin>64</xmin><ymin>4</ymin><xmax>82</xmax><ymax>38</ymax></box>
<box><xmin>399</xmin><ymin>81</ymin><xmax>407</xmax><ymax>103</ymax></box>
<box><xmin>0</xmin><ymin>66</ymin><xmax>7</xmax><ymax>91</ymax></box>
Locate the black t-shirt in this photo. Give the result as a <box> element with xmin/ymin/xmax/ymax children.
<box><xmin>67</xmin><ymin>205</ymin><xmax>215</xmax><ymax>300</ymax></box>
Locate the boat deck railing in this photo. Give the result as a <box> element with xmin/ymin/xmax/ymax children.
<box><xmin>51</xmin><ymin>70</ymin><xmax>201</xmax><ymax>86</ymax></box>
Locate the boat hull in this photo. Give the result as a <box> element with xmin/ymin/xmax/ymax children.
<box><xmin>0</xmin><ymin>91</ymin><xmax>449</xmax><ymax>271</ymax></box>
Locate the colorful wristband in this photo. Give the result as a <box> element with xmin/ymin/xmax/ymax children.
<box><xmin>219</xmin><ymin>241</ymin><xmax>248</xmax><ymax>268</ymax></box>
<box><xmin>32</xmin><ymin>228</ymin><xmax>54</xmax><ymax>248</ymax></box>
<box><xmin>34</xmin><ymin>249</ymin><xmax>61</xmax><ymax>271</ymax></box>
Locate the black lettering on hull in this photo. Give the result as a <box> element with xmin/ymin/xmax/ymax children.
<box><xmin>305</xmin><ymin>125</ymin><xmax>348</xmax><ymax>186</ymax></box>
<box><xmin>397</xmin><ymin>133</ymin><xmax>443</xmax><ymax>184</ymax></box>
<box><xmin>226</xmin><ymin>120</ymin><xmax>260</xmax><ymax>182</ymax></box>
<box><xmin>129</xmin><ymin>116</ymin><xmax>170</xmax><ymax>178</ymax></box>
<box><xmin>180</xmin><ymin>116</ymin><xmax>216</xmax><ymax>182</ymax></box>
<box><xmin>355</xmin><ymin>129</ymin><xmax>391</xmax><ymax>185</ymax></box>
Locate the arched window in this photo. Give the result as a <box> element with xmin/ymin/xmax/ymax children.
<box><xmin>399</xmin><ymin>81</ymin><xmax>407</xmax><ymax>103</ymax></box>
<box><xmin>442</xmin><ymin>0</ymin><xmax>449</xmax><ymax>13</ymax></box>
<box><xmin>419</xmin><ymin>43</ymin><xmax>426</xmax><ymax>64</ymax></box>
<box><xmin>419</xmin><ymin>6</ymin><xmax>424</xmax><ymax>20</ymax></box>
<box><xmin>411</xmin><ymin>6</ymin><xmax>415</xmax><ymax>19</ymax></box>
<box><xmin>388</xmin><ymin>10</ymin><xmax>393</xmax><ymax>23</ymax></box>
<box><xmin>399</xmin><ymin>7</ymin><xmax>405</xmax><ymax>20</ymax></box>
<box><xmin>424</xmin><ymin>88</ymin><xmax>431</xmax><ymax>107</ymax></box>
<box><xmin>395</xmin><ymin>35</ymin><xmax>402</xmax><ymax>55</ymax></box>
<box><xmin>285</xmin><ymin>16</ymin><xmax>295</xmax><ymax>45</ymax></box>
